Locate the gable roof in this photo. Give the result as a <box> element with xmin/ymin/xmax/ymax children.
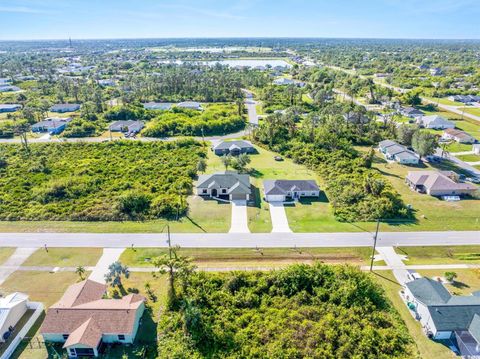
<box><xmin>406</xmin><ymin>278</ymin><xmax>452</xmax><ymax>305</ymax></box>
<box><xmin>378</xmin><ymin>139</ymin><xmax>398</xmax><ymax>149</ymax></box>
<box><xmin>421</xmin><ymin>115</ymin><xmax>454</xmax><ymax>127</ymax></box>
<box><xmin>406</xmin><ymin>171</ymin><xmax>477</xmax><ymax>192</ymax></box>
<box><xmin>402</xmin><ymin>107</ymin><xmax>425</xmax><ymax>115</ymax></box>
<box><xmin>263</xmin><ymin>180</ymin><xmax>320</xmax><ymax>195</ymax></box>
<box><xmin>63</xmin><ymin>318</ymin><xmax>102</xmax><ymax>349</ymax></box>
<box><xmin>197</xmin><ymin>171</ymin><xmax>251</xmax><ymax>194</ymax></box>
<box><xmin>444</xmin><ymin>128</ymin><xmax>475</xmax><ymax>141</ymax></box>
<box><xmin>213</xmin><ymin>140</ymin><xmax>254</xmax><ymax>151</ymax></box>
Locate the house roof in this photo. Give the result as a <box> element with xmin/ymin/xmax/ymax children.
<box><xmin>402</xmin><ymin>107</ymin><xmax>425</xmax><ymax>115</ymax></box>
<box><xmin>213</xmin><ymin>140</ymin><xmax>254</xmax><ymax>151</ymax></box>
<box><xmin>444</xmin><ymin>128</ymin><xmax>475</xmax><ymax>141</ymax></box>
<box><xmin>177</xmin><ymin>101</ymin><xmax>201</xmax><ymax>109</ymax></box>
<box><xmin>421</xmin><ymin>115</ymin><xmax>454</xmax><ymax>127</ymax></box>
<box><xmin>0</xmin><ymin>104</ymin><xmax>21</xmax><ymax>110</ymax></box>
<box><xmin>109</xmin><ymin>120</ymin><xmax>144</xmax><ymax>132</ymax></box>
<box><xmin>378</xmin><ymin>139</ymin><xmax>398</xmax><ymax>149</ymax></box>
<box><xmin>143</xmin><ymin>102</ymin><xmax>173</xmax><ymax>110</ymax></box>
<box><xmin>63</xmin><ymin>318</ymin><xmax>102</xmax><ymax>349</ymax></box>
<box><xmin>50</xmin><ymin>103</ymin><xmax>80</xmax><ymax>111</ymax></box>
<box><xmin>263</xmin><ymin>180</ymin><xmax>320</xmax><ymax>195</ymax></box>
<box><xmin>197</xmin><ymin>171</ymin><xmax>251</xmax><ymax>195</ymax></box>
<box><xmin>394</xmin><ymin>151</ymin><xmax>418</xmax><ymax>161</ymax></box>
<box><xmin>41</xmin><ymin>280</ymin><xmax>145</xmax><ymax>342</ymax></box>
<box><xmin>32</xmin><ymin>118</ymin><xmax>72</xmax><ymax>129</ymax></box>
<box><xmin>406</xmin><ymin>171</ymin><xmax>477</xmax><ymax>192</ymax></box>
<box><xmin>406</xmin><ymin>278</ymin><xmax>452</xmax><ymax>305</ymax></box>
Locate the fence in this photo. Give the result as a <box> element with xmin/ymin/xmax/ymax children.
<box><xmin>1</xmin><ymin>301</ymin><xmax>43</xmax><ymax>359</ymax></box>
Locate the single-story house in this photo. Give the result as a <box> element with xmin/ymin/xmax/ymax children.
<box><xmin>41</xmin><ymin>280</ymin><xmax>145</xmax><ymax>358</ymax></box>
<box><xmin>31</xmin><ymin>117</ymin><xmax>72</xmax><ymax>135</ymax></box>
<box><xmin>417</xmin><ymin>115</ymin><xmax>455</xmax><ymax>130</ymax></box>
<box><xmin>0</xmin><ymin>104</ymin><xmax>22</xmax><ymax>113</ymax></box>
<box><xmin>430</xmin><ymin>68</ymin><xmax>442</xmax><ymax>76</ymax></box>
<box><xmin>343</xmin><ymin>112</ymin><xmax>370</xmax><ymax>124</ymax></box>
<box><xmin>378</xmin><ymin>140</ymin><xmax>420</xmax><ymax>165</ymax></box>
<box><xmin>0</xmin><ymin>292</ymin><xmax>29</xmax><ymax>343</ymax></box>
<box><xmin>406</xmin><ymin>170</ymin><xmax>477</xmax><ymax>197</ymax></box>
<box><xmin>405</xmin><ymin>277</ymin><xmax>480</xmax><ymax>356</ymax></box>
<box><xmin>143</xmin><ymin>102</ymin><xmax>173</xmax><ymax>111</ymax></box>
<box><xmin>442</xmin><ymin>128</ymin><xmax>476</xmax><ymax>144</ymax></box>
<box><xmin>97</xmin><ymin>79</ymin><xmax>116</xmax><ymax>87</ymax></box>
<box><xmin>0</xmin><ymin>85</ymin><xmax>21</xmax><ymax>92</ymax></box>
<box><xmin>109</xmin><ymin>120</ymin><xmax>144</xmax><ymax>135</ymax></box>
<box><xmin>474</xmin><ymin>144</ymin><xmax>480</xmax><ymax>155</ymax></box>
<box><xmin>177</xmin><ymin>101</ymin><xmax>202</xmax><ymax>111</ymax></box>
<box><xmin>197</xmin><ymin>171</ymin><xmax>251</xmax><ymax>201</ymax></box>
<box><xmin>272</xmin><ymin>78</ymin><xmax>305</xmax><ymax>87</ymax></box>
<box><xmin>212</xmin><ymin>140</ymin><xmax>256</xmax><ymax>156</ymax></box>
<box><xmin>448</xmin><ymin>95</ymin><xmax>480</xmax><ymax>104</ymax></box>
<box><xmin>263</xmin><ymin>180</ymin><xmax>320</xmax><ymax>202</ymax></box>
<box><xmin>50</xmin><ymin>104</ymin><xmax>81</xmax><ymax>113</ymax></box>
<box><xmin>400</xmin><ymin>107</ymin><xmax>425</xmax><ymax>119</ymax></box>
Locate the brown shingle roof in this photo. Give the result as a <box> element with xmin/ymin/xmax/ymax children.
<box><xmin>63</xmin><ymin>318</ymin><xmax>102</xmax><ymax>349</ymax></box>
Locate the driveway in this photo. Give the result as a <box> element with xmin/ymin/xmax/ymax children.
<box><xmin>0</xmin><ymin>247</ymin><xmax>38</xmax><ymax>285</ymax></box>
<box><xmin>88</xmin><ymin>247</ymin><xmax>125</xmax><ymax>283</ymax></box>
<box><xmin>268</xmin><ymin>202</ymin><xmax>292</xmax><ymax>233</ymax></box>
<box><xmin>376</xmin><ymin>246</ymin><xmax>410</xmax><ymax>285</ymax></box>
<box><xmin>229</xmin><ymin>200</ymin><xmax>250</xmax><ymax>233</ymax></box>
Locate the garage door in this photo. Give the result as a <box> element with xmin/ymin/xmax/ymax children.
<box><xmin>267</xmin><ymin>195</ymin><xmax>285</xmax><ymax>202</ymax></box>
<box><xmin>231</xmin><ymin>193</ymin><xmax>247</xmax><ymax>200</ymax></box>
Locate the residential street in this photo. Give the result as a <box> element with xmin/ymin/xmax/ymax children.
<box><xmin>0</xmin><ymin>231</ymin><xmax>479</xmax><ymax>248</ymax></box>
<box><xmin>243</xmin><ymin>89</ymin><xmax>259</xmax><ymax>126</ymax></box>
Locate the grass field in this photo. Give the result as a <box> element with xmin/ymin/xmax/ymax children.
<box><xmin>444</xmin><ymin>141</ymin><xmax>474</xmax><ymax>153</ymax></box>
<box><xmin>372</xmin><ymin>271</ymin><xmax>456</xmax><ymax>359</ymax></box>
<box><xmin>417</xmin><ymin>269</ymin><xmax>480</xmax><ymax>296</ymax></box>
<box><xmin>424</xmin><ymin>97</ymin><xmax>464</xmax><ymax>106</ymax></box>
<box><xmin>398</xmin><ymin>246</ymin><xmax>480</xmax><ymax>265</ymax></box>
<box><xmin>120</xmin><ymin>247</ymin><xmax>374</xmax><ymax>268</ymax></box>
<box><xmin>0</xmin><ymin>247</ymin><xmax>15</xmax><ymax>265</ymax></box>
<box><xmin>463</xmin><ymin>107</ymin><xmax>480</xmax><ymax>117</ymax></box>
<box><xmin>22</xmin><ymin>248</ymin><xmax>103</xmax><ymax>267</ymax></box>
<box><xmin>456</xmin><ymin>153</ymin><xmax>480</xmax><ymax>162</ymax></box>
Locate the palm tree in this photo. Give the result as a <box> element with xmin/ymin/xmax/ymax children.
<box><xmin>75</xmin><ymin>266</ymin><xmax>86</xmax><ymax>280</ymax></box>
<box><xmin>104</xmin><ymin>261</ymin><xmax>130</xmax><ymax>288</ymax></box>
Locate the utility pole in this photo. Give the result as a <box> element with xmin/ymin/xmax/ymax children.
<box><xmin>166</xmin><ymin>224</ymin><xmax>172</xmax><ymax>260</ymax></box>
<box><xmin>369</xmin><ymin>218</ymin><xmax>381</xmax><ymax>272</ymax></box>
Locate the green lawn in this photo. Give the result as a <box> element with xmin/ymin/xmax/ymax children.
<box><xmin>0</xmin><ymin>247</ymin><xmax>15</xmax><ymax>265</ymax></box>
<box><xmin>452</xmin><ymin>119</ymin><xmax>480</xmax><ymax>140</ymax></box>
<box><xmin>463</xmin><ymin>107</ymin><xmax>480</xmax><ymax>117</ymax></box>
<box><xmin>444</xmin><ymin>141</ymin><xmax>474</xmax><ymax>153</ymax></box>
<box><xmin>456</xmin><ymin>153</ymin><xmax>480</xmax><ymax>162</ymax></box>
<box><xmin>120</xmin><ymin>247</ymin><xmax>373</xmax><ymax>268</ymax></box>
<box><xmin>416</xmin><ymin>269</ymin><xmax>480</xmax><ymax>296</ymax></box>
<box><xmin>372</xmin><ymin>271</ymin><xmax>455</xmax><ymax>359</ymax></box>
<box><xmin>22</xmin><ymin>248</ymin><xmax>103</xmax><ymax>267</ymax></box>
<box><xmin>398</xmin><ymin>246</ymin><xmax>480</xmax><ymax>265</ymax></box>
<box><xmin>424</xmin><ymin>97</ymin><xmax>463</xmax><ymax>106</ymax></box>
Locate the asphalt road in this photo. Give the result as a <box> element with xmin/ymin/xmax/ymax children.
<box><xmin>0</xmin><ymin>231</ymin><xmax>478</xmax><ymax>248</ymax></box>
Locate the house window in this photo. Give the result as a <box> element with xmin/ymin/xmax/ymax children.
<box><xmin>63</xmin><ymin>334</ymin><xmax>69</xmax><ymax>340</ymax></box>
<box><xmin>202</xmin><ymin>189</ymin><xmax>207</xmax><ymax>194</ymax></box>
<box><xmin>118</xmin><ymin>334</ymin><xmax>125</xmax><ymax>341</ymax></box>
<box><xmin>69</xmin><ymin>348</ymin><xmax>76</xmax><ymax>356</ymax></box>
<box><xmin>222</xmin><ymin>189</ymin><xmax>227</xmax><ymax>194</ymax></box>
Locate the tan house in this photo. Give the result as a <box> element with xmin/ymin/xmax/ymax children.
<box><xmin>41</xmin><ymin>280</ymin><xmax>145</xmax><ymax>358</ymax></box>
<box><xmin>442</xmin><ymin>129</ymin><xmax>476</xmax><ymax>144</ymax></box>
<box><xmin>406</xmin><ymin>171</ymin><xmax>477</xmax><ymax>197</ymax></box>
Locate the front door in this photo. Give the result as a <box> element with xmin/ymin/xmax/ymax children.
<box><xmin>211</xmin><ymin>189</ymin><xmax>218</xmax><ymax>197</ymax></box>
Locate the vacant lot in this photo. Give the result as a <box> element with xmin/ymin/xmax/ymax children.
<box><xmin>22</xmin><ymin>248</ymin><xmax>103</xmax><ymax>267</ymax></box>
<box><xmin>399</xmin><ymin>246</ymin><xmax>480</xmax><ymax>265</ymax></box>
<box><xmin>120</xmin><ymin>247</ymin><xmax>373</xmax><ymax>268</ymax></box>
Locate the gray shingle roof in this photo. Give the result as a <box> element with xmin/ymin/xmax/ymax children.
<box><xmin>213</xmin><ymin>140</ymin><xmax>254</xmax><ymax>151</ymax></box>
<box><xmin>197</xmin><ymin>171</ymin><xmax>251</xmax><ymax>195</ymax></box>
<box><xmin>406</xmin><ymin>278</ymin><xmax>452</xmax><ymax>305</ymax></box>
<box><xmin>263</xmin><ymin>180</ymin><xmax>319</xmax><ymax>195</ymax></box>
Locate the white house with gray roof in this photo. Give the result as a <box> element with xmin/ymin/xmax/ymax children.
<box><xmin>378</xmin><ymin>140</ymin><xmax>420</xmax><ymax>165</ymax></box>
<box><xmin>212</xmin><ymin>140</ymin><xmax>256</xmax><ymax>156</ymax></box>
<box><xmin>0</xmin><ymin>292</ymin><xmax>29</xmax><ymax>343</ymax></box>
<box><xmin>263</xmin><ymin>180</ymin><xmax>320</xmax><ymax>202</ymax></box>
<box><xmin>177</xmin><ymin>101</ymin><xmax>203</xmax><ymax>111</ymax></box>
<box><xmin>417</xmin><ymin>115</ymin><xmax>454</xmax><ymax>130</ymax></box>
<box><xmin>196</xmin><ymin>171</ymin><xmax>251</xmax><ymax>201</ymax></box>
<box><xmin>405</xmin><ymin>277</ymin><xmax>480</xmax><ymax>356</ymax></box>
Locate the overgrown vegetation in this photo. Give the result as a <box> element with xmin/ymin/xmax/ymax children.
<box><xmin>0</xmin><ymin>139</ymin><xmax>205</xmax><ymax>220</ymax></box>
<box><xmin>157</xmin><ymin>262</ymin><xmax>414</xmax><ymax>358</ymax></box>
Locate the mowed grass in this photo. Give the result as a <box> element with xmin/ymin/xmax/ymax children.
<box><xmin>22</xmin><ymin>248</ymin><xmax>103</xmax><ymax>267</ymax></box>
<box><xmin>0</xmin><ymin>195</ymin><xmax>231</xmax><ymax>233</ymax></box>
<box><xmin>371</xmin><ymin>271</ymin><xmax>455</xmax><ymax>359</ymax></box>
<box><xmin>399</xmin><ymin>246</ymin><xmax>480</xmax><ymax>265</ymax></box>
<box><xmin>444</xmin><ymin>141</ymin><xmax>474</xmax><ymax>153</ymax></box>
<box><xmin>417</xmin><ymin>269</ymin><xmax>480</xmax><ymax>296</ymax></box>
<box><xmin>456</xmin><ymin>153</ymin><xmax>480</xmax><ymax>162</ymax></box>
<box><xmin>0</xmin><ymin>247</ymin><xmax>15</xmax><ymax>264</ymax></box>
<box><xmin>424</xmin><ymin>97</ymin><xmax>464</xmax><ymax>106</ymax></box>
<box><xmin>120</xmin><ymin>247</ymin><xmax>373</xmax><ymax>268</ymax></box>
<box><xmin>463</xmin><ymin>107</ymin><xmax>480</xmax><ymax>118</ymax></box>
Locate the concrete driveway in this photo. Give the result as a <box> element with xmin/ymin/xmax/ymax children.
<box><xmin>89</xmin><ymin>247</ymin><xmax>125</xmax><ymax>283</ymax></box>
<box><xmin>229</xmin><ymin>200</ymin><xmax>250</xmax><ymax>233</ymax></box>
<box><xmin>268</xmin><ymin>202</ymin><xmax>292</xmax><ymax>233</ymax></box>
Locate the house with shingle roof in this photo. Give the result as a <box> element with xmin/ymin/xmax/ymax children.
<box><xmin>177</xmin><ymin>101</ymin><xmax>202</xmax><ymax>111</ymax></box>
<box><xmin>196</xmin><ymin>171</ymin><xmax>251</xmax><ymax>201</ymax></box>
<box><xmin>406</xmin><ymin>170</ymin><xmax>477</xmax><ymax>197</ymax></box>
<box><xmin>50</xmin><ymin>103</ymin><xmax>81</xmax><ymax>113</ymax></box>
<box><xmin>212</xmin><ymin>140</ymin><xmax>256</xmax><ymax>156</ymax></box>
<box><xmin>263</xmin><ymin>180</ymin><xmax>320</xmax><ymax>202</ymax></box>
<box><xmin>442</xmin><ymin>128</ymin><xmax>476</xmax><ymax>144</ymax></box>
<box><xmin>109</xmin><ymin>120</ymin><xmax>144</xmax><ymax>135</ymax></box>
<box><xmin>0</xmin><ymin>104</ymin><xmax>22</xmax><ymax>113</ymax></box>
<box><xmin>41</xmin><ymin>280</ymin><xmax>145</xmax><ymax>358</ymax></box>
<box><xmin>405</xmin><ymin>277</ymin><xmax>480</xmax><ymax>356</ymax></box>
<box><xmin>417</xmin><ymin>115</ymin><xmax>454</xmax><ymax>130</ymax></box>
<box><xmin>0</xmin><ymin>292</ymin><xmax>29</xmax><ymax>343</ymax></box>
<box><xmin>378</xmin><ymin>140</ymin><xmax>420</xmax><ymax>165</ymax></box>
<box><xmin>400</xmin><ymin>107</ymin><xmax>425</xmax><ymax>119</ymax></box>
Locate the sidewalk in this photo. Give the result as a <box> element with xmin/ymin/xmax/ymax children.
<box><xmin>0</xmin><ymin>248</ymin><xmax>38</xmax><ymax>285</ymax></box>
<box><xmin>375</xmin><ymin>246</ymin><xmax>409</xmax><ymax>285</ymax></box>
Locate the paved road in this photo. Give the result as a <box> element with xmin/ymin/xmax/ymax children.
<box><xmin>0</xmin><ymin>231</ymin><xmax>479</xmax><ymax>248</ymax></box>
<box><xmin>423</xmin><ymin>97</ymin><xmax>480</xmax><ymax>124</ymax></box>
<box><xmin>435</xmin><ymin>148</ymin><xmax>480</xmax><ymax>177</ymax></box>
<box><xmin>242</xmin><ymin>89</ymin><xmax>259</xmax><ymax>126</ymax></box>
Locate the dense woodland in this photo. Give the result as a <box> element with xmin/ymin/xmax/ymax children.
<box><xmin>0</xmin><ymin>140</ymin><xmax>204</xmax><ymax>220</ymax></box>
<box><xmin>157</xmin><ymin>263</ymin><xmax>413</xmax><ymax>358</ymax></box>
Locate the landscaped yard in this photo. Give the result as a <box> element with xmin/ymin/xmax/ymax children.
<box><xmin>444</xmin><ymin>141</ymin><xmax>474</xmax><ymax>153</ymax></box>
<box><xmin>398</xmin><ymin>246</ymin><xmax>480</xmax><ymax>265</ymax></box>
<box><xmin>416</xmin><ymin>269</ymin><xmax>480</xmax><ymax>296</ymax></box>
<box><xmin>22</xmin><ymin>248</ymin><xmax>103</xmax><ymax>267</ymax></box>
<box><xmin>120</xmin><ymin>247</ymin><xmax>373</xmax><ymax>268</ymax></box>
<box><xmin>456</xmin><ymin>153</ymin><xmax>480</xmax><ymax>162</ymax></box>
<box><xmin>372</xmin><ymin>271</ymin><xmax>456</xmax><ymax>359</ymax></box>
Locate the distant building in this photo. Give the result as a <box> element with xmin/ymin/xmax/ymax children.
<box><xmin>448</xmin><ymin>95</ymin><xmax>480</xmax><ymax>104</ymax></box>
<box><xmin>0</xmin><ymin>104</ymin><xmax>22</xmax><ymax>113</ymax></box>
<box><xmin>177</xmin><ymin>101</ymin><xmax>202</xmax><ymax>111</ymax></box>
<box><xmin>430</xmin><ymin>68</ymin><xmax>442</xmax><ymax>76</ymax></box>
<box><xmin>50</xmin><ymin>104</ymin><xmax>81</xmax><ymax>113</ymax></box>
<box><xmin>197</xmin><ymin>171</ymin><xmax>251</xmax><ymax>201</ymax></box>
<box><xmin>406</xmin><ymin>170</ymin><xmax>477</xmax><ymax>197</ymax></box>
<box><xmin>0</xmin><ymin>292</ymin><xmax>29</xmax><ymax>343</ymax></box>
<box><xmin>31</xmin><ymin>117</ymin><xmax>72</xmax><ymax>135</ymax></box>
<box><xmin>109</xmin><ymin>120</ymin><xmax>144</xmax><ymax>135</ymax></box>
<box><xmin>273</xmin><ymin>78</ymin><xmax>305</xmax><ymax>87</ymax></box>
<box><xmin>41</xmin><ymin>280</ymin><xmax>145</xmax><ymax>358</ymax></box>
<box><xmin>97</xmin><ymin>79</ymin><xmax>116</xmax><ymax>87</ymax></box>
<box><xmin>143</xmin><ymin>102</ymin><xmax>173</xmax><ymax>111</ymax></box>
<box><xmin>400</xmin><ymin>107</ymin><xmax>425</xmax><ymax>119</ymax></box>
<box><xmin>343</xmin><ymin>112</ymin><xmax>370</xmax><ymax>124</ymax></box>
<box><xmin>417</xmin><ymin>115</ymin><xmax>454</xmax><ymax>130</ymax></box>
<box><xmin>263</xmin><ymin>180</ymin><xmax>320</xmax><ymax>202</ymax></box>
<box><xmin>442</xmin><ymin>129</ymin><xmax>476</xmax><ymax>144</ymax></box>
<box><xmin>0</xmin><ymin>85</ymin><xmax>21</xmax><ymax>92</ymax></box>
<box><xmin>378</xmin><ymin>140</ymin><xmax>420</xmax><ymax>165</ymax></box>
<box><xmin>212</xmin><ymin>140</ymin><xmax>256</xmax><ymax>156</ymax></box>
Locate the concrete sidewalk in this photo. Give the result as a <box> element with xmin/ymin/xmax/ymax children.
<box><xmin>376</xmin><ymin>246</ymin><xmax>409</xmax><ymax>285</ymax></box>
<box><xmin>88</xmin><ymin>248</ymin><xmax>125</xmax><ymax>283</ymax></box>
<box><xmin>0</xmin><ymin>248</ymin><xmax>38</xmax><ymax>285</ymax></box>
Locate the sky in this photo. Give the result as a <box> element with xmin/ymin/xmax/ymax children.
<box><xmin>0</xmin><ymin>0</ymin><xmax>480</xmax><ymax>40</ymax></box>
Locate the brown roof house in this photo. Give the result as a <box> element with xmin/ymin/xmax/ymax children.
<box><xmin>40</xmin><ymin>280</ymin><xmax>145</xmax><ymax>357</ymax></box>
<box><xmin>406</xmin><ymin>171</ymin><xmax>477</xmax><ymax>197</ymax></box>
<box><xmin>442</xmin><ymin>129</ymin><xmax>476</xmax><ymax>144</ymax></box>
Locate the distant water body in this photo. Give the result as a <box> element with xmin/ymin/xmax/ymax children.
<box><xmin>158</xmin><ymin>59</ymin><xmax>291</xmax><ymax>68</ymax></box>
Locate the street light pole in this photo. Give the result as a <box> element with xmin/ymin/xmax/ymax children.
<box><xmin>370</xmin><ymin>218</ymin><xmax>381</xmax><ymax>272</ymax></box>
